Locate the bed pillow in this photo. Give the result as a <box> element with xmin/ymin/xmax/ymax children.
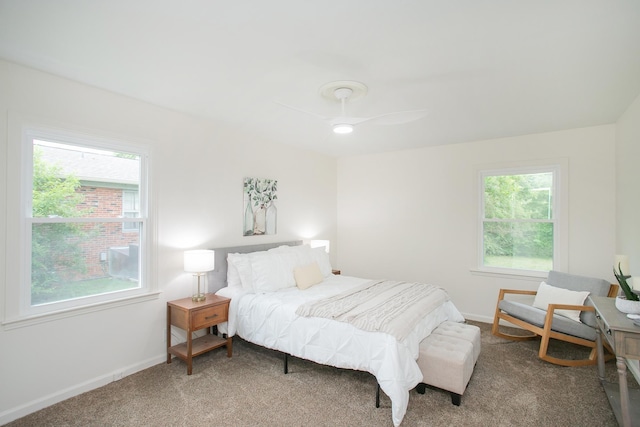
<box><xmin>269</xmin><ymin>244</ymin><xmax>314</xmax><ymax>266</ymax></box>
<box><xmin>250</xmin><ymin>251</ymin><xmax>298</xmax><ymax>292</ymax></box>
<box><xmin>294</xmin><ymin>262</ymin><xmax>324</xmax><ymax>290</ymax></box>
<box><xmin>309</xmin><ymin>246</ymin><xmax>332</xmax><ymax>277</ymax></box>
<box><xmin>226</xmin><ymin>259</ymin><xmax>242</xmax><ymax>289</ymax></box>
<box><xmin>532</xmin><ymin>281</ymin><xmax>590</xmax><ymax>323</ymax></box>
<box><xmin>227</xmin><ymin>253</ymin><xmax>254</xmax><ymax>292</ymax></box>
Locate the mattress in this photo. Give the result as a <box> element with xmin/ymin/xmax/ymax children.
<box><xmin>216</xmin><ymin>274</ymin><xmax>465</xmax><ymax>426</ymax></box>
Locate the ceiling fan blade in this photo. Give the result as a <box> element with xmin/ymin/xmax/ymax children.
<box><xmin>275</xmin><ymin>101</ymin><xmax>331</xmax><ymax>121</ymax></box>
<box><xmin>358</xmin><ymin>109</ymin><xmax>430</xmax><ymax>126</ymax></box>
<box><xmin>329</xmin><ymin>116</ymin><xmax>374</xmax><ymax>126</ymax></box>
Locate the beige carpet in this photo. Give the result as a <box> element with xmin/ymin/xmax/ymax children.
<box><xmin>6</xmin><ymin>321</ymin><xmax>631</xmax><ymax>427</ymax></box>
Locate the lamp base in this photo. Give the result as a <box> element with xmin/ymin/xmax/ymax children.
<box><xmin>192</xmin><ymin>293</ymin><xmax>206</xmax><ymax>302</ymax></box>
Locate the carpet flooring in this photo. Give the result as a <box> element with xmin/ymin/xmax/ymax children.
<box><xmin>5</xmin><ymin>321</ymin><xmax>634</xmax><ymax>426</ymax></box>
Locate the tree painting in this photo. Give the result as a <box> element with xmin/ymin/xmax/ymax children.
<box><xmin>243</xmin><ymin>177</ymin><xmax>277</xmax><ymax>236</ymax></box>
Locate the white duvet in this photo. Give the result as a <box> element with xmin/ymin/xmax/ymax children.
<box><xmin>216</xmin><ymin>274</ymin><xmax>465</xmax><ymax>426</ymax></box>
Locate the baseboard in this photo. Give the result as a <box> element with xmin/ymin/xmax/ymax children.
<box><xmin>0</xmin><ymin>354</ymin><xmax>166</xmax><ymax>425</ymax></box>
<box><xmin>461</xmin><ymin>312</ymin><xmax>494</xmax><ymax>324</ymax></box>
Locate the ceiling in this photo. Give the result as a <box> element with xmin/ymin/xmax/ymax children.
<box><xmin>1</xmin><ymin>1</ymin><xmax>639</xmax><ymax>158</ymax></box>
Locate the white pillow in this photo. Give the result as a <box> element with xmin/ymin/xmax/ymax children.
<box><xmin>309</xmin><ymin>246</ymin><xmax>332</xmax><ymax>277</ymax></box>
<box><xmin>227</xmin><ymin>253</ymin><xmax>254</xmax><ymax>292</ymax></box>
<box><xmin>532</xmin><ymin>281</ymin><xmax>590</xmax><ymax>323</ymax></box>
<box><xmin>269</xmin><ymin>244</ymin><xmax>314</xmax><ymax>265</ymax></box>
<box><xmin>226</xmin><ymin>259</ymin><xmax>242</xmax><ymax>289</ymax></box>
<box><xmin>250</xmin><ymin>251</ymin><xmax>298</xmax><ymax>292</ymax></box>
<box><xmin>294</xmin><ymin>262</ymin><xmax>324</xmax><ymax>290</ymax></box>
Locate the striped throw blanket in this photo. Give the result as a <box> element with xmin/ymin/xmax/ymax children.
<box><xmin>295</xmin><ymin>280</ymin><xmax>449</xmax><ymax>341</ymax></box>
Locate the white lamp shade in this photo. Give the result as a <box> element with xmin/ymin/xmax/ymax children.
<box><xmin>184</xmin><ymin>249</ymin><xmax>215</xmax><ymax>273</ymax></box>
<box><xmin>615</xmin><ymin>254</ymin><xmax>630</xmax><ymax>275</ymax></box>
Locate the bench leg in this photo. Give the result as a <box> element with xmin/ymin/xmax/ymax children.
<box><xmin>376</xmin><ymin>384</ymin><xmax>380</xmax><ymax>408</ymax></box>
<box><xmin>416</xmin><ymin>383</ymin><xmax>426</xmax><ymax>394</ymax></box>
<box><xmin>451</xmin><ymin>393</ymin><xmax>461</xmax><ymax>406</ymax></box>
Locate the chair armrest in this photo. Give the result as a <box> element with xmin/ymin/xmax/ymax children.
<box><xmin>542</xmin><ymin>304</ymin><xmax>595</xmax><ymax>333</ymax></box>
<box><xmin>497</xmin><ymin>288</ymin><xmax>537</xmax><ymax>302</ymax></box>
<box><xmin>547</xmin><ymin>304</ymin><xmax>594</xmax><ymax>313</ymax></box>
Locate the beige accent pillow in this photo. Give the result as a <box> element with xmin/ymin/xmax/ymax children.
<box><xmin>294</xmin><ymin>262</ymin><xmax>324</xmax><ymax>290</ymax></box>
<box><xmin>532</xmin><ymin>281</ymin><xmax>590</xmax><ymax>323</ymax></box>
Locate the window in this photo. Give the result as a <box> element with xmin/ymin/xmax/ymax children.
<box><xmin>479</xmin><ymin>165</ymin><xmax>562</xmax><ymax>275</ymax></box>
<box><xmin>5</xmin><ymin>123</ymin><xmax>154</xmax><ymax>322</ymax></box>
<box><xmin>122</xmin><ymin>190</ymin><xmax>140</xmax><ymax>232</ymax></box>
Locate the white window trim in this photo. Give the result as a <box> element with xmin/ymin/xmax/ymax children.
<box><xmin>3</xmin><ymin>114</ymin><xmax>158</xmax><ymax>327</ymax></box>
<box><xmin>122</xmin><ymin>190</ymin><xmax>140</xmax><ymax>233</ymax></box>
<box><xmin>472</xmin><ymin>159</ymin><xmax>568</xmax><ymax>279</ymax></box>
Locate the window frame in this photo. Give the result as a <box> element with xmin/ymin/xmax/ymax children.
<box><xmin>122</xmin><ymin>189</ymin><xmax>141</xmax><ymax>233</ymax></box>
<box><xmin>476</xmin><ymin>161</ymin><xmax>568</xmax><ymax>279</ymax></box>
<box><xmin>3</xmin><ymin>117</ymin><xmax>158</xmax><ymax>328</ymax></box>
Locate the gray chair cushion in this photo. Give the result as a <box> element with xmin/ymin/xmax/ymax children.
<box><xmin>547</xmin><ymin>270</ymin><xmax>610</xmax><ymax>295</ymax></box>
<box><xmin>498</xmin><ymin>299</ymin><xmax>597</xmax><ymax>341</ymax></box>
<box><xmin>546</xmin><ymin>270</ymin><xmax>611</xmax><ymax>326</ymax></box>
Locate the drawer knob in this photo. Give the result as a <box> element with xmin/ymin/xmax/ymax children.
<box><xmin>205</xmin><ymin>314</ymin><xmax>219</xmax><ymax>320</ymax></box>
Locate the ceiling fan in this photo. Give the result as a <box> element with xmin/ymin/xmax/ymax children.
<box><xmin>276</xmin><ymin>80</ymin><xmax>429</xmax><ymax>134</ymax></box>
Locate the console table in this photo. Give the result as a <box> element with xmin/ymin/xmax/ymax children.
<box><xmin>592</xmin><ymin>296</ymin><xmax>640</xmax><ymax>427</ymax></box>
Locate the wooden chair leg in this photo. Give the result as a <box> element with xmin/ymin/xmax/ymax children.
<box><xmin>538</xmin><ymin>330</ymin><xmax>552</xmax><ymax>361</ymax></box>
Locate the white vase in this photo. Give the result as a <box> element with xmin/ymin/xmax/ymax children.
<box><xmin>254</xmin><ymin>206</ymin><xmax>266</xmax><ymax>235</ymax></box>
<box><xmin>243</xmin><ymin>198</ymin><xmax>254</xmax><ymax>236</ymax></box>
<box><xmin>615</xmin><ymin>296</ymin><xmax>640</xmax><ymax>314</ymax></box>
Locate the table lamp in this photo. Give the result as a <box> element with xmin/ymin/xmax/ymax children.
<box><xmin>184</xmin><ymin>249</ymin><xmax>215</xmax><ymax>302</ymax></box>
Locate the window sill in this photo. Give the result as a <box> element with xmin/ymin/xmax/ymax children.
<box><xmin>2</xmin><ymin>291</ymin><xmax>161</xmax><ymax>330</ymax></box>
<box><xmin>470</xmin><ymin>268</ymin><xmax>547</xmax><ymax>282</ymax></box>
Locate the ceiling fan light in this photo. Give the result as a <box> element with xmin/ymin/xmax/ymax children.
<box><xmin>333</xmin><ymin>123</ymin><xmax>354</xmax><ymax>134</ymax></box>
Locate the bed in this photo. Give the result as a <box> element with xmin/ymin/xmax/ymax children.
<box><xmin>211</xmin><ymin>241</ymin><xmax>465</xmax><ymax>426</ymax></box>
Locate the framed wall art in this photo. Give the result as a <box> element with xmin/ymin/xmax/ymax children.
<box><xmin>243</xmin><ymin>177</ymin><xmax>277</xmax><ymax>236</ymax></box>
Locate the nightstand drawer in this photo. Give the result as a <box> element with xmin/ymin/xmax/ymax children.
<box><xmin>192</xmin><ymin>304</ymin><xmax>227</xmax><ymax>329</ymax></box>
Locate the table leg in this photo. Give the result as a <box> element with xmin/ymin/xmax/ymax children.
<box><xmin>617</xmin><ymin>356</ymin><xmax>631</xmax><ymax>427</ymax></box>
<box><xmin>596</xmin><ymin>328</ymin><xmax>605</xmax><ymax>381</ymax></box>
<box><xmin>166</xmin><ymin>306</ymin><xmax>172</xmax><ymax>364</ymax></box>
<box><xmin>187</xmin><ymin>330</ymin><xmax>193</xmax><ymax>375</ymax></box>
<box><xmin>226</xmin><ymin>337</ymin><xmax>233</xmax><ymax>357</ymax></box>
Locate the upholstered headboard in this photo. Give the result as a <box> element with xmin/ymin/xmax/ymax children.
<box><xmin>208</xmin><ymin>240</ymin><xmax>303</xmax><ymax>292</ymax></box>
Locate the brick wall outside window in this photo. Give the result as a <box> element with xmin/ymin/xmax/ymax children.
<box><xmin>75</xmin><ymin>186</ymin><xmax>139</xmax><ymax>279</ymax></box>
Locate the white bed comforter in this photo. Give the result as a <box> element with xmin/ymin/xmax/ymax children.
<box><xmin>216</xmin><ymin>275</ymin><xmax>465</xmax><ymax>426</ymax></box>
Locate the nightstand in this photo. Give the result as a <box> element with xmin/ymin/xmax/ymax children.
<box><xmin>332</xmin><ymin>269</ymin><xmax>341</xmax><ymax>275</ymax></box>
<box><xmin>166</xmin><ymin>294</ymin><xmax>232</xmax><ymax>375</ymax></box>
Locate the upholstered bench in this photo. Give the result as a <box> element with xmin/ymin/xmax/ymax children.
<box><xmin>375</xmin><ymin>321</ymin><xmax>481</xmax><ymax>408</ymax></box>
<box><xmin>430</xmin><ymin>320</ymin><xmax>481</xmax><ymax>364</ymax></box>
<box><xmin>415</xmin><ymin>321</ymin><xmax>481</xmax><ymax>406</ymax></box>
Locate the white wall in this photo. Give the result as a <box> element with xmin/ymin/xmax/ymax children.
<box><xmin>337</xmin><ymin>126</ymin><xmax>617</xmax><ymax>322</ymax></box>
<box><xmin>0</xmin><ymin>56</ymin><xmax>631</xmax><ymax>423</ymax></box>
<box><xmin>0</xmin><ymin>60</ymin><xmax>337</xmax><ymax>423</ymax></box>
<box><xmin>616</xmin><ymin>93</ymin><xmax>640</xmax><ymax>275</ymax></box>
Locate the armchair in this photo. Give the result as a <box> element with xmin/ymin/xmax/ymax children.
<box><xmin>491</xmin><ymin>270</ymin><xmax>618</xmax><ymax>367</ymax></box>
